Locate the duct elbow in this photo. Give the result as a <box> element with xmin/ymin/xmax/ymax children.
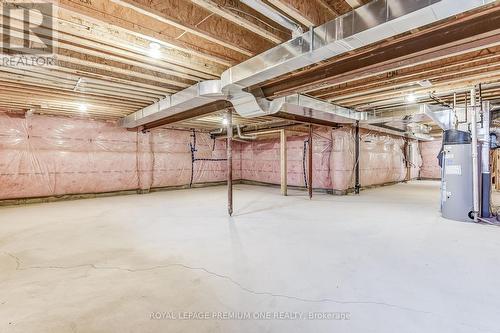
<box><xmin>222</xmin><ymin>83</ymin><xmax>285</xmax><ymax>118</ymax></box>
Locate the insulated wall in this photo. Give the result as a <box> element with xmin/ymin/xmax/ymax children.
<box><xmin>241</xmin><ymin>128</ymin><xmax>333</xmax><ymax>189</ymax></box>
<box><xmin>0</xmin><ymin>112</ymin><xmax>240</xmax><ymax>200</ymax></box>
<box><xmin>0</xmin><ymin>112</ymin><xmax>426</xmax><ymax>200</ymax></box>
<box><xmin>419</xmin><ymin>140</ymin><xmax>442</xmax><ymax>179</ymax></box>
<box><xmin>331</xmin><ymin>128</ymin><xmax>421</xmax><ymax>190</ymax></box>
<box><xmin>241</xmin><ymin>127</ymin><xmax>422</xmax><ymax>192</ymax></box>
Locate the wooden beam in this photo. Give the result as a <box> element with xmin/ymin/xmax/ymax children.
<box><xmin>312</xmin><ymin>48</ymin><xmax>500</xmax><ymax>100</ymax></box>
<box><xmin>262</xmin><ymin>6</ymin><xmax>500</xmax><ymax>97</ymax></box>
<box><xmin>52</xmin><ymin>0</ymin><xmax>246</xmax><ymax>65</ymax></box>
<box><xmin>316</xmin><ymin>0</ymin><xmax>340</xmax><ymax>17</ymax></box>
<box><xmin>189</xmin><ymin>0</ymin><xmax>289</xmax><ymax>43</ymax></box>
<box><xmin>344</xmin><ymin>0</ymin><xmax>362</xmax><ymax>9</ymax></box>
<box><xmin>267</xmin><ymin>0</ymin><xmax>335</xmax><ymax>26</ymax></box>
<box><xmin>312</xmin><ymin>52</ymin><xmax>500</xmax><ymax>108</ymax></box>
<box><xmin>109</xmin><ymin>0</ymin><xmax>274</xmax><ymax>57</ymax></box>
<box><xmin>336</xmin><ymin>69</ymin><xmax>500</xmax><ymax>107</ymax></box>
<box><xmin>1</xmin><ymin>13</ymin><xmax>222</xmax><ymax>79</ymax></box>
<box><xmin>280</xmin><ymin>129</ymin><xmax>287</xmax><ymax>196</ymax></box>
<box><xmin>55</xmin><ymin>9</ymin><xmax>226</xmax><ymax>74</ymax></box>
<box><xmin>319</xmin><ymin>0</ymin><xmax>352</xmax><ymax>16</ymax></box>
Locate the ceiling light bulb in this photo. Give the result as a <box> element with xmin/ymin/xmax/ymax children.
<box><xmin>405</xmin><ymin>93</ymin><xmax>417</xmax><ymax>103</ymax></box>
<box><xmin>79</xmin><ymin>104</ymin><xmax>88</xmax><ymax>112</ymax></box>
<box><xmin>149</xmin><ymin>42</ymin><xmax>161</xmax><ymax>50</ymax></box>
<box><xmin>222</xmin><ymin>117</ymin><xmax>228</xmax><ymax>125</ymax></box>
<box><xmin>149</xmin><ymin>42</ymin><xmax>161</xmax><ymax>58</ymax></box>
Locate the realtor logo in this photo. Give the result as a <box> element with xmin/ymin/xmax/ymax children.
<box><xmin>1</xmin><ymin>1</ymin><xmax>57</xmax><ymax>66</ymax></box>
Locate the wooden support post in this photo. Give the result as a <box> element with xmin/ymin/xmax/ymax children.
<box><xmin>308</xmin><ymin>125</ymin><xmax>313</xmax><ymax>199</ymax></box>
<box><xmin>226</xmin><ymin>109</ymin><xmax>233</xmax><ymax>216</ymax></box>
<box><xmin>280</xmin><ymin>129</ymin><xmax>287</xmax><ymax>196</ymax></box>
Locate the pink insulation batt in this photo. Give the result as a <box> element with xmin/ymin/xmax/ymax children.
<box><xmin>0</xmin><ymin>112</ymin><xmax>240</xmax><ymax>200</ymax></box>
<box><xmin>241</xmin><ymin>127</ymin><xmax>333</xmax><ymax>189</ymax></box>
<box><xmin>0</xmin><ymin>112</ymin><xmax>431</xmax><ymax>200</ymax></box>
<box><xmin>419</xmin><ymin>140</ymin><xmax>442</xmax><ymax>179</ymax></box>
<box><xmin>241</xmin><ymin>127</ymin><xmax>422</xmax><ymax>191</ymax></box>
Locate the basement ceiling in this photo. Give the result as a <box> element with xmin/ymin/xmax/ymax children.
<box><xmin>0</xmin><ymin>0</ymin><xmax>499</xmax><ymax>122</ymax></box>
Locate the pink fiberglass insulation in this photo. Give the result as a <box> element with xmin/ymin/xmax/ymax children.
<box><xmin>359</xmin><ymin>130</ymin><xmax>405</xmax><ymax>187</ymax></box>
<box><xmin>242</xmin><ymin>126</ymin><xmax>422</xmax><ymax>191</ymax></box>
<box><xmin>0</xmin><ymin>111</ymin><xmax>425</xmax><ymax>200</ymax></box>
<box><xmin>409</xmin><ymin>140</ymin><xmax>423</xmax><ymax>180</ymax></box>
<box><xmin>419</xmin><ymin>140</ymin><xmax>442</xmax><ymax>179</ymax></box>
<box><xmin>241</xmin><ymin>127</ymin><xmax>333</xmax><ymax>189</ymax></box>
<box><xmin>0</xmin><ymin>112</ymin><xmax>240</xmax><ymax>200</ymax></box>
<box><xmin>330</xmin><ymin>128</ymin><xmax>421</xmax><ymax>190</ymax></box>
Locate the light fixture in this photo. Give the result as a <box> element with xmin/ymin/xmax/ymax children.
<box><xmin>78</xmin><ymin>103</ymin><xmax>88</xmax><ymax>112</ymax></box>
<box><xmin>405</xmin><ymin>93</ymin><xmax>417</xmax><ymax>103</ymax></box>
<box><xmin>149</xmin><ymin>42</ymin><xmax>161</xmax><ymax>59</ymax></box>
<box><xmin>222</xmin><ymin>116</ymin><xmax>228</xmax><ymax>126</ymax></box>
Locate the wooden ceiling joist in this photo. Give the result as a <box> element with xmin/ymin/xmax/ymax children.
<box><xmin>53</xmin><ymin>0</ymin><xmax>249</xmax><ymax>64</ymax></box>
<box><xmin>266</xmin><ymin>0</ymin><xmax>336</xmax><ymax>26</ymax></box>
<box><xmin>262</xmin><ymin>5</ymin><xmax>500</xmax><ymax>97</ymax></box>
<box><xmin>1</xmin><ymin>0</ymin><xmax>500</xmax><ymax>125</ymax></box>
<box><xmin>110</xmin><ymin>0</ymin><xmax>278</xmax><ymax>56</ymax></box>
<box><xmin>189</xmin><ymin>0</ymin><xmax>290</xmax><ymax>43</ymax></box>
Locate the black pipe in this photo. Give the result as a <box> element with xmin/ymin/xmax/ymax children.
<box><xmin>355</xmin><ymin>121</ymin><xmax>361</xmax><ymax>195</ymax></box>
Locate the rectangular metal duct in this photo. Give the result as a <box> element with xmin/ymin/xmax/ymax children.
<box><xmin>121</xmin><ymin>80</ymin><xmax>225</xmax><ymax>128</ymax></box>
<box><xmin>221</xmin><ymin>0</ymin><xmax>494</xmax><ymax>89</ymax></box>
<box><xmin>122</xmin><ymin>0</ymin><xmax>494</xmax><ymax>128</ymax></box>
<box><xmin>422</xmin><ymin>104</ymin><xmax>454</xmax><ymax>130</ymax></box>
<box><xmin>280</xmin><ymin>94</ymin><xmax>366</xmax><ymax>124</ymax></box>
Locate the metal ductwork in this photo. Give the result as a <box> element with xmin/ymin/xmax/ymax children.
<box><xmin>121</xmin><ymin>0</ymin><xmax>494</xmax><ymax>128</ymax></box>
<box><xmin>280</xmin><ymin>94</ymin><xmax>366</xmax><ymax>124</ymax></box>
<box><xmin>221</xmin><ymin>0</ymin><xmax>494</xmax><ymax>95</ymax></box>
<box><xmin>122</xmin><ymin>80</ymin><xmax>225</xmax><ymax>128</ymax></box>
<box><xmin>240</xmin><ymin>0</ymin><xmax>303</xmax><ymax>38</ymax></box>
<box><xmin>422</xmin><ymin>104</ymin><xmax>454</xmax><ymax>131</ymax></box>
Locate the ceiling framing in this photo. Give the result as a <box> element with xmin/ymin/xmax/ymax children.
<box><xmin>0</xmin><ymin>0</ymin><xmax>499</xmax><ymax>129</ymax></box>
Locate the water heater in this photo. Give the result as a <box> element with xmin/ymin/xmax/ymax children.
<box><xmin>441</xmin><ymin>130</ymin><xmax>474</xmax><ymax>222</ymax></box>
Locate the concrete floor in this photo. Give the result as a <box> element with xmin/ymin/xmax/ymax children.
<box><xmin>1</xmin><ymin>181</ymin><xmax>500</xmax><ymax>333</ymax></box>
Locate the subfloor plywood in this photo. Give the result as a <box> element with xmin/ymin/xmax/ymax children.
<box><xmin>1</xmin><ymin>181</ymin><xmax>500</xmax><ymax>332</ymax></box>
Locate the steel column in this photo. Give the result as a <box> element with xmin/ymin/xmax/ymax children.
<box><xmin>471</xmin><ymin>88</ymin><xmax>479</xmax><ymax>222</ymax></box>
<box><xmin>280</xmin><ymin>129</ymin><xmax>287</xmax><ymax>196</ymax></box>
<box><xmin>355</xmin><ymin>121</ymin><xmax>361</xmax><ymax>194</ymax></box>
<box><xmin>308</xmin><ymin>125</ymin><xmax>313</xmax><ymax>199</ymax></box>
<box><xmin>227</xmin><ymin>109</ymin><xmax>233</xmax><ymax>216</ymax></box>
